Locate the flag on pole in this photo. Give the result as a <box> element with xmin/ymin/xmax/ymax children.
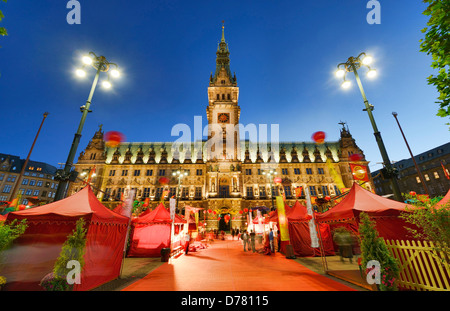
<box><xmin>169</xmin><ymin>198</ymin><xmax>176</xmax><ymax>221</ymax></box>
<box><xmin>160</xmin><ymin>189</ymin><xmax>169</xmax><ymax>203</ymax></box>
<box><xmin>86</xmin><ymin>166</ymin><xmax>96</xmax><ymax>183</ymax></box>
<box><xmin>441</xmin><ymin>162</ymin><xmax>450</xmax><ymax>180</ymax></box>
<box><xmin>304</xmin><ymin>187</ymin><xmax>319</xmax><ymax>248</ymax></box>
<box><xmin>295</xmin><ymin>186</ymin><xmax>303</xmax><ymax>198</ymax></box>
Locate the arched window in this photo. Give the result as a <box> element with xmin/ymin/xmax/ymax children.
<box><xmin>222</xmin><ymin>94</ymin><xmax>225</xmax><ymax>100</ymax></box>
<box><xmin>216</xmin><ymin>94</ymin><xmax>220</xmax><ymax>100</ymax></box>
<box><xmin>227</xmin><ymin>94</ymin><xmax>231</xmax><ymax>100</ymax></box>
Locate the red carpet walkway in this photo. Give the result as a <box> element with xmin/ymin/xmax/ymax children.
<box><xmin>122</xmin><ymin>239</ymin><xmax>355</xmax><ymax>291</ymax></box>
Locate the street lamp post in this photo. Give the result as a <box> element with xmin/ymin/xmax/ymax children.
<box><xmin>173</xmin><ymin>169</ymin><xmax>188</xmax><ymax>215</ymax></box>
<box><xmin>263</xmin><ymin>169</ymin><xmax>277</xmax><ymax>211</ymax></box>
<box><xmin>392</xmin><ymin>112</ymin><xmax>430</xmax><ymax>196</ymax></box>
<box><xmin>54</xmin><ymin>52</ymin><xmax>120</xmax><ymax>202</ymax></box>
<box><xmin>335</xmin><ymin>52</ymin><xmax>403</xmax><ymax>202</ymax></box>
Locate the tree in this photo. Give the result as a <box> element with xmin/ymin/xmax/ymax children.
<box><xmin>40</xmin><ymin>218</ymin><xmax>87</xmax><ymax>291</ymax></box>
<box><xmin>0</xmin><ymin>0</ymin><xmax>7</xmax><ymax>37</ymax></box>
<box><xmin>359</xmin><ymin>212</ymin><xmax>399</xmax><ymax>291</ymax></box>
<box><xmin>420</xmin><ymin>0</ymin><xmax>450</xmax><ymax>123</ymax></box>
<box><xmin>400</xmin><ymin>195</ymin><xmax>450</xmax><ymax>265</ymax></box>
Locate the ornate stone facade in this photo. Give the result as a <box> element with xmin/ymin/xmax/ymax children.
<box><xmin>68</xmin><ymin>27</ymin><xmax>373</xmax><ymax>231</ymax></box>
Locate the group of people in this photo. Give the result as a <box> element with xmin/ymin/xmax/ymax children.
<box><xmin>240</xmin><ymin>228</ymin><xmax>280</xmax><ymax>255</ymax></box>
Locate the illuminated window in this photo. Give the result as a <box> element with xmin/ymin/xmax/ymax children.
<box><xmin>424</xmin><ymin>174</ymin><xmax>430</xmax><ymax>181</ymax></box>
<box><xmin>416</xmin><ymin>177</ymin><xmax>421</xmax><ymax>183</ymax></box>
<box><xmin>434</xmin><ymin>171</ymin><xmax>440</xmax><ymax>179</ymax></box>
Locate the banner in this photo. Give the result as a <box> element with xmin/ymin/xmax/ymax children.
<box><xmin>257</xmin><ymin>210</ymin><xmax>263</xmax><ymax>233</ymax></box>
<box><xmin>326</xmin><ymin>158</ymin><xmax>346</xmax><ymax>191</ymax></box>
<box><xmin>304</xmin><ymin>187</ymin><xmax>319</xmax><ymax>248</ymax></box>
<box><xmin>275</xmin><ymin>196</ymin><xmax>290</xmax><ymax>242</ymax></box>
<box><xmin>295</xmin><ymin>186</ymin><xmax>303</xmax><ymax>198</ymax></box>
<box><xmin>441</xmin><ymin>162</ymin><xmax>450</xmax><ymax>180</ymax></box>
<box><xmin>350</xmin><ymin>163</ymin><xmax>370</xmax><ymax>182</ymax></box>
<box><xmin>122</xmin><ymin>189</ymin><xmax>135</xmax><ymax>218</ymax></box>
<box><xmin>169</xmin><ymin>198</ymin><xmax>176</xmax><ymax>221</ymax></box>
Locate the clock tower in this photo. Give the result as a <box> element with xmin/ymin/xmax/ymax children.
<box><xmin>206</xmin><ymin>23</ymin><xmax>240</xmax><ymax>162</ymax></box>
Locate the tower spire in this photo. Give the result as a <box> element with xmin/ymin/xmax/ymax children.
<box><xmin>211</xmin><ymin>22</ymin><xmax>236</xmax><ymax>86</ymax></box>
<box><xmin>221</xmin><ymin>20</ymin><xmax>226</xmax><ymax>42</ymax></box>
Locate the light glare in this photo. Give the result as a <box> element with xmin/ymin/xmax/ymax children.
<box><xmin>102</xmin><ymin>80</ymin><xmax>112</xmax><ymax>89</ymax></box>
<box><xmin>341</xmin><ymin>80</ymin><xmax>351</xmax><ymax>89</ymax></box>
<box><xmin>362</xmin><ymin>55</ymin><xmax>373</xmax><ymax>65</ymax></box>
<box><xmin>82</xmin><ymin>56</ymin><xmax>93</xmax><ymax>65</ymax></box>
<box><xmin>335</xmin><ymin>69</ymin><xmax>345</xmax><ymax>78</ymax></box>
<box><xmin>110</xmin><ymin>69</ymin><xmax>120</xmax><ymax>78</ymax></box>
<box><xmin>367</xmin><ymin>69</ymin><xmax>377</xmax><ymax>78</ymax></box>
<box><xmin>75</xmin><ymin>69</ymin><xmax>86</xmax><ymax>77</ymax></box>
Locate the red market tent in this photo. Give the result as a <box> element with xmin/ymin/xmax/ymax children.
<box><xmin>0</xmin><ymin>213</ymin><xmax>5</xmax><ymax>221</ymax></box>
<box><xmin>3</xmin><ymin>186</ymin><xmax>129</xmax><ymax>291</ymax></box>
<box><xmin>315</xmin><ymin>183</ymin><xmax>415</xmax><ymax>241</ymax></box>
<box><xmin>127</xmin><ymin>203</ymin><xmax>186</xmax><ymax>257</ymax></box>
<box><xmin>271</xmin><ymin>201</ymin><xmax>335</xmax><ymax>257</ymax></box>
<box><xmin>436</xmin><ymin>188</ymin><xmax>450</xmax><ymax>207</ymax></box>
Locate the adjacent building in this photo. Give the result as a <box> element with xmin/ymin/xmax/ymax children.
<box><xmin>68</xmin><ymin>26</ymin><xmax>373</xmax><ymax>231</ymax></box>
<box><xmin>0</xmin><ymin>153</ymin><xmax>59</xmax><ymax>205</ymax></box>
<box><xmin>372</xmin><ymin>142</ymin><xmax>450</xmax><ymax>198</ymax></box>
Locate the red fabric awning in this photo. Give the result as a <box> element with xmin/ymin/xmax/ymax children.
<box><xmin>315</xmin><ymin>183</ymin><xmax>412</xmax><ymax>223</ymax></box>
<box><xmin>132</xmin><ymin>203</ymin><xmax>186</xmax><ymax>224</ymax></box>
<box><xmin>436</xmin><ymin>188</ymin><xmax>450</xmax><ymax>207</ymax></box>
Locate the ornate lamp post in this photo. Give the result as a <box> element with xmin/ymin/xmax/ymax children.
<box><xmin>54</xmin><ymin>52</ymin><xmax>120</xmax><ymax>201</ymax></box>
<box><xmin>262</xmin><ymin>169</ymin><xmax>277</xmax><ymax>211</ymax></box>
<box><xmin>173</xmin><ymin>169</ymin><xmax>188</xmax><ymax>214</ymax></box>
<box><xmin>335</xmin><ymin>52</ymin><xmax>402</xmax><ymax>202</ymax></box>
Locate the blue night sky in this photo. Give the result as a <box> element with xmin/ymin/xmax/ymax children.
<box><xmin>0</xmin><ymin>1</ymin><xmax>448</xmax><ymax>172</ymax></box>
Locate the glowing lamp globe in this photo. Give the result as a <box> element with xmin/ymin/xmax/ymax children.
<box><xmin>274</xmin><ymin>177</ymin><xmax>282</xmax><ymax>184</ymax></box>
<box><xmin>312</xmin><ymin>131</ymin><xmax>326</xmax><ymax>144</ymax></box>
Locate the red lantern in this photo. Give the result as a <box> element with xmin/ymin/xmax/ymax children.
<box><xmin>18</xmin><ymin>204</ymin><xmax>26</xmax><ymax>210</ymax></box>
<box><xmin>312</xmin><ymin>131</ymin><xmax>326</xmax><ymax>144</ymax></box>
<box><xmin>409</xmin><ymin>191</ymin><xmax>416</xmax><ymax>196</ymax></box>
<box><xmin>104</xmin><ymin>131</ymin><xmax>125</xmax><ymax>148</ymax></box>
<box><xmin>244</xmin><ymin>208</ymin><xmax>248</xmax><ymax>213</ymax></box>
<box><xmin>239</xmin><ymin>210</ymin><xmax>243</xmax><ymax>214</ymax></box>
<box><xmin>325</xmin><ymin>196</ymin><xmax>331</xmax><ymax>201</ymax></box>
<box><xmin>274</xmin><ymin>177</ymin><xmax>282</xmax><ymax>184</ymax></box>
<box><xmin>349</xmin><ymin>153</ymin><xmax>363</xmax><ymax>162</ymax></box>
<box><xmin>159</xmin><ymin>177</ymin><xmax>170</xmax><ymax>185</ymax></box>
<box><xmin>213</xmin><ymin>211</ymin><xmax>217</xmax><ymax>215</ymax></box>
<box><xmin>208</xmin><ymin>209</ymin><xmax>212</xmax><ymax>214</ymax></box>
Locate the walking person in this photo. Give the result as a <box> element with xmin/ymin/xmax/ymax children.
<box><xmin>231</xmin><ymin>228</ymin><xmax>235</xmax><ymax>240</ymax></box>
<box><xmin>241</xmin><ymin>230</ymin><xmax>249</xmax><ymax>252</ymax></box>
<box><xmin>185</xmin><ymin>232</ymin><xmax>191</xmax><ymax>255</ymax></box>
<box><xmin>249</xmin><ymin>230</ymin><xmax>256</xmax><ymax>252</ymax></box>
<box><xmin>277</xmin><ymin>230</ymin><xmax>281</xmax><ymax>252</ymax></box>
<box><xmin>269</xmin><ymin>228</ymin><xmax>274</xmax><ymax>253</ymax></box>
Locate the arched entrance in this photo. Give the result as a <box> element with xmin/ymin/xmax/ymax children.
<box><xmin>218</xmin><ymin>213</ymin><xmax>231</xmax><ymax>232</ymax></box>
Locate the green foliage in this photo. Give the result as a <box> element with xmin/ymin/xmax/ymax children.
<box><xmin>420</xmin><ymin>0</ymin><xmax>450</xmax><ymax>124</ymax></box>
<box><xmin>42</xmin><ymin>218</ymin><xmax>87</xmax><ymax>291</ymax></box>
<box><xmin>0</xmin><ymin>219</ymin><xmax>27</xmax><ymax>287</ymax></box>
<box><xmin>359</xmin><ymin>212</ymin><xmax>399</xmax><ymax>291</ymax></box>
<box><xmin>400</xmin><ymin>201</ymin><xmax>450</xmax><ymax>265</ymax></box>
<box><xmin>0</xmin><ymin>219</ymin><xmax>27</xmax><ymax>253</ymax></box>
<box><xmin>0</xmin><ymin>0</ymin><xmax>7</xmax><ymax>37</ymax></box>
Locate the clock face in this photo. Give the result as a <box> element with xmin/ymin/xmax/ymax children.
<box><xmin>218</xmin><ymin>113</ymin><xmax>230</xmax><ymax>123</ymax></box>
